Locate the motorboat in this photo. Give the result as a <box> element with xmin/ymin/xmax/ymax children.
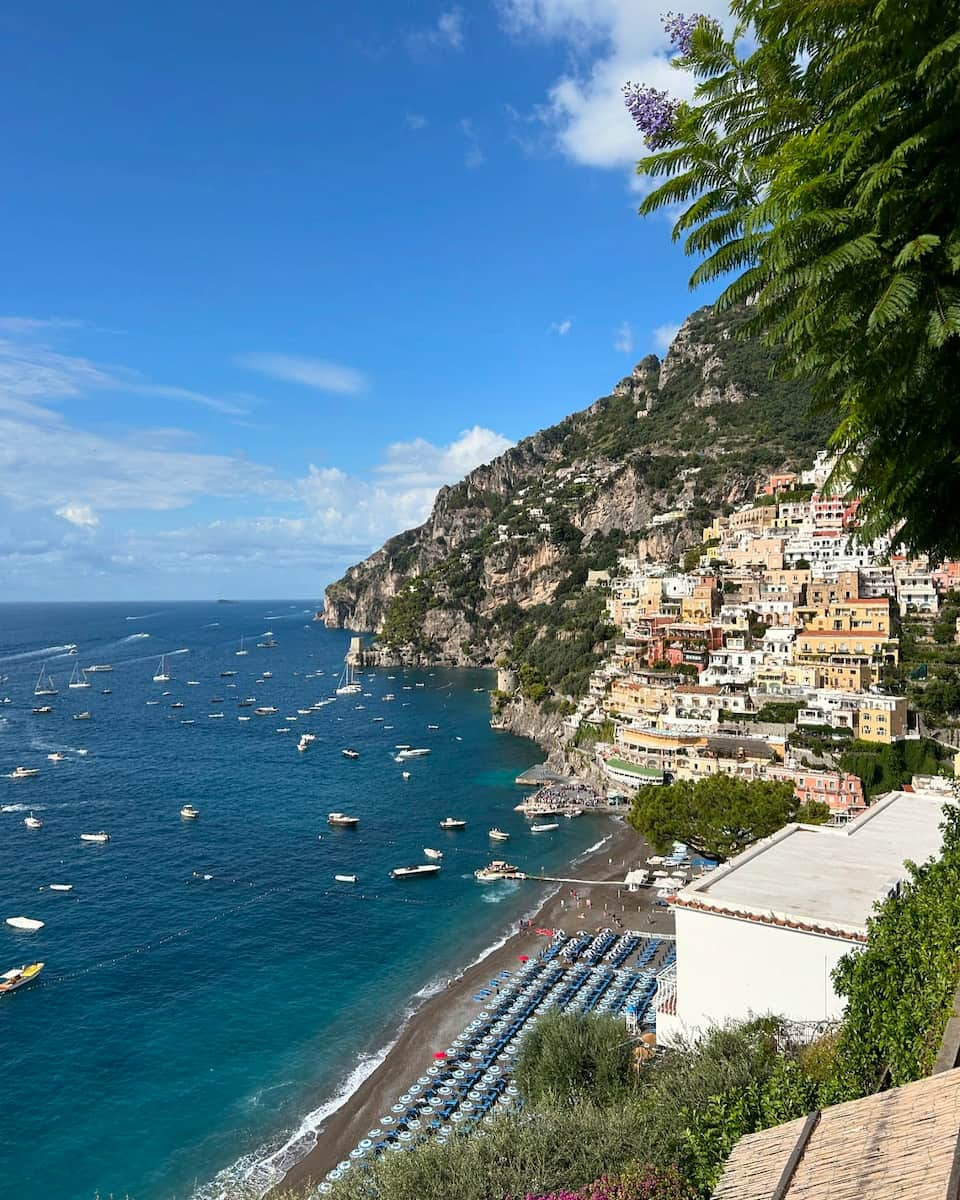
<box><xmin>257</xmin><ymin>638</ymin><xmax>277</xmax><ymax>649</ymax></box>
<box><xmin>180</xmin><ymin>719</ymin><xmax>195</xmax><ymax>725</ymax></box>
<box><xmin>423</xmin><ymin>848</ymin><xmax>443</xmax><ymax>860</ymax></box>
<box><xmin>85</xmin><ymin>664</ymin><xmax>113</xmax><ymax>673</ymax></box>
<box><xmin>171</xmin><ymin>702</ymin><xmax>185</xmax><ymax>709</ymax></box>
<box><xmin>328</xmin><ymin>812</ymin><xmax>360</xmax><ymax>827</ymax></box>
<box><xmin>49</xmin><ymin>884</ymin><xmax>72</xmax><ymax>892</ymax></box>
<box><xmin>33</xmin><ymin>665</ymin><xmax>58</xmax><ymax>697</ymax></box>
<box><xmin>397</xmin><ymin>748</ymin><xmax>431</xmax><ymax>759</ymax></box>
<box><xmin>297</xmin><ymin>708</ymin><xmax>312</xmax><ymax>715</ymax></box>
<box><xmin>276</xmin><ymin>727</ymin><xmax>290</xmax><ymax>733</ymax></box>
<box><xmin>76</xmin><ymin>749</ymin><xmax>89</xmax><ymax>756</ymax></box>
<box><xmin>238</xmin><ymin>698</ymin><xmax>255</xmax><ymax>707</ymax></box>
<box><xmin>31</xmin><ymin>706</ymin><xmax>53</xmax><ymax>715</ymax></box>
<box><xmin>186</xmin><ymin>680</ymin><xmax>200</xmax><ymax>686</ymax></box>
<box><xmin>72</xmin><ymin>711</ymin><xmax>92</xmax><ymax>721</ymax></box>
<box><xmin>80</xmin><ymin>832</ymin><xmax>110</xmax><ymax>843</ymax></box>
<box><xmin>262</xmin><ymin>671</ymin><xmax>273</xmax><ymax>679</ymax></box>
<box><xmin>209</xmin><ymin>697</ymin><xmax>224</xmax><ymax>704</ymax></box>
<box><xmin>180</xmin><ymin>804</ymin><xmax>200</xmax><ymax>820</ymax></box>
<box><xmin>100</xmin><ymin>688</ymin><xmax>112</xmax><ymax>695</ymax></box>
<box><xmin>427</xmin><ymin>724</ymin><xmax>439</xmax><ymax>730</ymax></box>
<box><xmin>238</xmin><ymin>715</ymin><xmax>251</xmax><ymax>721</ymax></box>
<box><xmin>531</xmin><ymin>823</ymin><xmax>560</xmax><ymax>833</ymax></box>
<box><xmin>46</xmin><ymin>753</ymin><xmax>65</xmax><ymax>763</ymax></box>
<box><xmin>390</xmin><ymin>864</ymin><xmax>441</xmax><ymax>879</ymax></box>
<box><xmin>219</xmin><ymin>670</ymin><xmax>236</xmax><ymax>678</ymax></box>
<box><xmin>23</xmin><ymin>814</ymin><xmax>43</xmax><ymax>829</ymax></box>
<box><xmin>402</xmin><ymin>771</ymin><xmax>411</xmax><ymax>780</ymax></box>
<box><xmin>439</xmin><ymin>818</ymin><xmax>466</xmax><ymax>830</ymax></box>
<box><xmin>297</xmin><ymin>734</ymin><xmax>316</xmax><ymax>752</ymax></box>
<box><xmin>342</xmin><ymin>748</ymin><xmax>360</xmax><ymax>759</ymax></box>
<box><xmin>9</xmin><ymin>766</ymin><xmax>40</xmax><ymax>780</ymax></box>
<box><xmin>0</xmin><ymin>962</ymin><xmax>44</xmax><ymax>994</ymax></box>
<box><xmin>153</xmin><ymin>655</ymin><xmax>171</xmax><ymax>683</ymax></box>
<box><xmin>208</xmin><ymin>712</ymin><xmax>225</xmax><ymax>719</ymax></box>
<box><xmin>475</xmin><ymin>861</ymin><xmax>523</xmax><ymax>882</ymax></box>
<box><xmin>335</xmin><ymin>874</ymin><xmax>358</xmax><ymax>883</ymax></box>
<box><xmin>488</xmin><ymin>829</ymin><xmax>510</xmax><ymax>842</ymax></box>
<box><xmin>254</xmin><ymin>706</ymin><xmax>278</xmax><ymax>715</ymax></box>
<box><xmin>5</xmin><ymin>917</ymin><xmax>44</xmax><ymax>932</ymax></box>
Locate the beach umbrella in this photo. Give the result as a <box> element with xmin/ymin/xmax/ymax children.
<box><xmin>518</xmin><ymin>955</ymin><xmax>529</xmax><ymax>962</ymax></box>
<box><xmin>433</xmin><ymin>1051</ymin><xmax>447</xmax><ymax>1060</ymax></box>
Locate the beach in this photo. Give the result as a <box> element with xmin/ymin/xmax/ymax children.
<box><xmin>278</xmin><ymin>818</ymin><xmax>673</xmax><ymax>1195</ymax></box>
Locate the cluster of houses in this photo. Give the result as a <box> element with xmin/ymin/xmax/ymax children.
<box><xmin>572</xmin><ymin>451</ymin><xmax>960</xmax><ymax>821</ymax></box>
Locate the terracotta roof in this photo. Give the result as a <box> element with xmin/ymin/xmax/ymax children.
<box><xmin>713</xmin><ymin>1067</ymin><xmax>960</xmax><ymax>1200</ymax></box>
<box><xmin>670</xmin><ymin>894</ymin><xmax>867</xmax><ymax>943</ymax></box>
<box><xmin>674</xmin><ymin>685</ymin><xmax>724</xmax><ymax>695</ymax></box>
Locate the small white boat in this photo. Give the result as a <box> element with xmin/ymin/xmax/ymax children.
<box><xmin>335</xmin><ymin>874</ymin><xmax>358</xmax><ymax>883</ymax></box>
<box><xmin>153</xmin><ymin>655</ymin><xmax>171</xmax><ymax>683</ymax></box>
<box><xmin>235</xmin><ymin>636</ymin><xmax>249</xmax><ymax>657</ymax></box>
<box><xmin>208</xmin><ymin>712</ymin><xmax>225</xmax><ymax>719</ymax></box>
<box><xmin>475</xmin><ymin>861</ymin><xmax>522</xmax><ymax>882</ymax></box>
<box><xmin>390</xmin><ymin>863</ymin><xmax>441</xmax><ymax>879</ymax></box>
<box><xmin>5</xmin><ymin>917</ymin><xmax>44</xmax><ymax>932</ymax></box>
<box><xmin>80</xmin><ymin>832</ymin><xmax>110</xmax><ymax>843</ymax></box>
<box><xmin>402</xmin><ymin>771</ymin><xmax>411</xmax><ymax>780</ymax></box>
<box><xmin>23</xmin><ymin>815</ymin><xmax>43</xmax><ymax>829</ymax></box>
<box><xmin>254</xmin><ymin>706</ymin><xmax>278</xmax><ymax>715</ymax></box>
<box><xmin>72</xmin><ymin>711</ymin><xmax>92</xmax><ymax>721</ymax></box>
<box><xmin>427</xmin><ymin>724</ymin><xmax>439</xmax><ymax>730</ymax></box>
<box><xmin>397</xmin><ymin>748</ymin><xmax>431</xmax><ymax>760</ymax></box>
<box><xmin>342</xmin><ymin>748</ymin><xmax>360</xmax><ymax>759</ymax></box>
<box><xmin>531</xmin><ymin>823</ymin><xmax>559</xmax><ymax>833</ymax></box>
<box><xmin>31</xmin><ymin>706</ymin><xmax>52</xmax><ymax>714</ymax></box>
<box><xmin>276</xmin><ymin>726</ymin><xmax>290</xmax><ymax>733</ymax></box>
<box><xmin>488</xmin><ymin>829</ymin><xmax>510</xmax><ymax>842</ymax></box>
<box><xmin>328</xmin><ymin>812</ymin><xmax>360</xmax><ymax>827</ymax></box>
<box><xmin>186</xmin><ymin>680</ymin><xmax>200</xmax><ymax>686</ymax></box>
<box><xmin>238</xmin><ymin>715</ymin><xmax>251</xmax><ymax>721</ymax></box>
<box><xmin>262</xmin><ymin>671</ymin><xmax>273</xmax><ymax>679</ymax></box>
<box><xmin>439</xmin><ymin>817</ymin><xmax>466</xmax><ymax>830</ymax></box>
<box><xmin>180</xmin><ymin>804</ymin><xmax>200</xmax><ymax>819</ymax></box>
<box><xmin>49</xmin><ymin>884</ymin><xmax>72</xmax><ymax>892</ymax></box>
<box><xmin>0</xmin><ymin>962</ymin><xmax>44</xmax><ymax>993</ymax></box>
<box><xmin>85</xmin><ymin>664</ymin><xmax>113</xmax><ymax>673</ymax></box>
<box><xmin>76</xmin><ymin>749</ymin><xmax>88</xmax><ymax>756</ymax></box>
<box><xmin>423</xmin><ymin>848</ymin><xmax>443</xmax><ymax>860</ymax></box>
<box><xmin>9</xmin><ymin>766</ymin><xmax>40</xmax><ymax>780</ymax></box>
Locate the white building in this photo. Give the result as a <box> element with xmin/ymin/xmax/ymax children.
<box><xmin>657</xmin><ymin>788</ymin><xmax>948</xmax><ymax>1044</ymax></box>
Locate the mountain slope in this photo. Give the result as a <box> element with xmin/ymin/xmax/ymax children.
<box><xmin>323</xmin><ymin>304</ymin><xmax>834</xmax><ymax>692</ymax></box>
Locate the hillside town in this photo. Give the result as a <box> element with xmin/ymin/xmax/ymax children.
<box><xmin>568</xmin><ymin>449</ymin><xmax>959</xmax><ymax>819</ymax></box>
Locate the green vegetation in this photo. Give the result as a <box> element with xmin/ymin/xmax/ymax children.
<box><xmin>628</xmin><ymin>775</ymin><xmax>830</xmax><ymax>862</ymax></box>
<box><xmin>839</xmin><ymin>738</ymin><xmax>954</xmax><ymax>799</ymax></box>
<box><xmin>515</xmin><ymin>1011</ymin><xmax>636</xmax><ymax>1105</ymax></box>
<box><xmin>753</xmin><ymin>701</ymin><xmax>801</xmax><ymax>725</ymax></box>
<box><xmin>379</xmin><ymin>580</ymin><xmax>433</xmax><ymax>651</ymax></box>
<box><xmin>634</xmin><ymin>3</ymin><xmax>960</xmax><ymax>558</ymax></box>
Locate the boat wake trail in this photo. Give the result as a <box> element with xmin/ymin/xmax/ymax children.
<box><xmin>125</xmin><ymin>611</ymin><xmax>166</xmax><ymax>621</ymax></box>
<box><xmin>0</xmin><ymin>643</ymin><xmax>78</xmax><ymax>667</ymax></box>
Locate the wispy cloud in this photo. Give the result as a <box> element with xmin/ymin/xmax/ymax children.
<box><xmin>409</xmin><ymin>7</ymin><xmax>465</xmax><ymax>55</ymax></box>
<box><xmin>652</xmin><ymin>322</ymin><xmax>681</xmax><ymax>352</ymax></box>
<box><xmin>405</xmin><ymin>111</ymin><xmax>429</xmax><ymax>130</ymax></box>
<box><xmin>459</xmin><ymin>117</ymin><xmax>486</xmax><ymax>169</ymax></box>
<box><xmin>0</xmin><ymin>316</ymin><xmax>84</xmax><ymax>336</ymax></box>
<box><xmin>614</xmin><ymin>321</ymin><xmax>634</xmax><ymax>353</ymax></box>
<box><xmin>236</xmin><ymin>353</ymin><xmax>368</xmax><ymax>395</ymax></box>
<box><xmin>550</xmin><ymin>319</ymin><xmax>572</xmax><ymax>336</ymax></box>
<box><xmin>56</xmin><ymin>503</ymin><xmax>99</xmax><ymax>529</ymax></box>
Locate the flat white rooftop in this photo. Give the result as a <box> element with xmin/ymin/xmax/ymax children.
<box><xmin>675</xmin><ymin>788</ymin><xmax>949</xmax><ymax>936</ymax></box>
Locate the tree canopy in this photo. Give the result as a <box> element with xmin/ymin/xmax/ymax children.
<box><xmin>628</xmin><ymin>774</ymin><xmax>830</xmax><ymax>862</ymax></box>
<box><xmin>626</xmin><ymin>2</ymin><xmax>960</xmax><ymax>558</ymax></box>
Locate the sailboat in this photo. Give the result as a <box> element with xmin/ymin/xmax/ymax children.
<box><xmin>68</xmin><ymin>661</ymin><xmax>91</xmax><ymax>689</ymax></box>
<box><xmin>335</xmin><ymin>664</ymin><xmax>362</xmax><ymax>696</ymax></box>
<box><xmin>153</xmin><ymin>655</ymin><xmax>171</xmax><ymax>683</ymax></box>
<box><xmin>235</xmin><ymin>636</ymin><xmax>248</xmax><ymax>657</ymax></box>
<box><xmin>33</xmin><ymin>665</ymin><xmax>57</xmax><ymax>697</ymax></box>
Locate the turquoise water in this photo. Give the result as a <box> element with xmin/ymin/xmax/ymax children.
<box><xmin>0</xmin><ymin>603</ymin><xmax>608</xmax><ymax>1199</ymax></box>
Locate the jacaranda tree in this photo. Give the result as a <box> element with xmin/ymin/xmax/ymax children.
<box><xmin>626</xmin><ymin>2</ymin><xmax>960</xmax><ymax>557</ymax></box>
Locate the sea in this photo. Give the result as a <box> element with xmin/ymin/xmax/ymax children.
<box><xmin>0</xmin><ymin>602</ymin><xmax>613</xmax><ymax>1200</ymax></box>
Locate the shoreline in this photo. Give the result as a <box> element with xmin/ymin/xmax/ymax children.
<box><xmin>273</xmin><ymin>817</ymin><xmax>673</xmax><ymax>1196</ymax></box>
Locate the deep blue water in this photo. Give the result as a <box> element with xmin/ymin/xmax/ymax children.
<box><xmin>0</xmin><ymin>603</ymin><xmax>608</xmax><ymax>1200</ymax></box>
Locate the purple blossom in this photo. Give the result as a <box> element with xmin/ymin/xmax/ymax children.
<box><xmin>622</xmin><ymin>83</ymin><xmax>679</xmax><ymax>150</ymax></box>
<box><xmin>662</xmin><ymin>11</ymin><xmax>700</xmax><ymax>56</ymax></box>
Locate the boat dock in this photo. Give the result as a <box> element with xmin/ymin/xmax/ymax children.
<box><xmin>514</xmin><ymin>764</ymin><xmax>567</xmax><ymax>787</ymax></box>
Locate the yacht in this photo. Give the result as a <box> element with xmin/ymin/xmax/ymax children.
<box><xmin>390</xmin><ymin>863</ymin><xmax>441</xmax><ymax>879</ymax></box>
<box><xmin>531</xmin><ymin>823</ymin><xmax>560</xmax><ymax>833</ymax></box>
<box><xmin>439</xmin><ymin>817</ymin><xmax>466</xmax><ymax>830</ymax></box>
<box><xmin>31</xmin><ymin>706</ymin><xmax>53</xmax><ymax>715</ymax></box>
<box><xmin>254</xmin><ymin>706</ymin><xmax>278</xmax><ymax>716</ymax></box>
<box><xmin>153</xmin><ymin>655</ymin><xmax>171</xmax><ymax>683</ymax></box>
<box><xmin>335</xmin><ymin>665</ymin><xmax>362</xmax><ymax>696</ymax></box>
<box><xmin>171</xmin><ymin>701</ymin><xmax>185</xmax><ymax>709</ymax></box>
<box><xmin>235</xmin><ymin>637</ymin><xmax>248</xmax><ymax>657</ymax></box>
<box><xmin>180</xmin><ymin>804</ymin><xmax>200</xmax><ymax>820</ymax></box>
<box><xmin>396</xmin><ymin>747</ymin><xmax>431</xmax><ymax>760</ymax></box>
<box><xmin>257</xmin><ymin>637</ymin><xmax>277</xmax><ymax>649</ymax></box>
<box><xmin>208</xmin><ymin>712</ymin><xmax>225</xmax><ymax>719</ymax></box>
<box><xmin>489</xmin><ymin>829</ymin><xmax>510</xmax><ymax>842</ymax></box>
<box><xmin>328</xmin><ymin>812</ymin><xmax>360</xmax><ymax>827</ymax></box>
<box><xmin>80</xmin><ymin>832</ymin><xmax>110</xmax><ymax>843</ymax></box>
<box><xmin>68</xmin><ymin>662</ymin><xmax>90</xmax><ymax>691</ymax></box>
<box><xmin>262</xmin><ymin>671</ymin><xmax>273</xmax><ymax>679</ymax></box>
<box><xmin>475</xmin><ymin>861</ymin><xmax>523</xmax><ymax>882</ymax></box>
<box><xmin>72</xmin><ymin>711</ymin><xmax>92</xmax><ymax>721</ymax></box>
<box><xmin>5</xmin><ymin>917</ymin><xmax>44</xmax><ymax>931</ymax></box>
<box><xmin>85</xmin><ymin>664</ymin><xmax>113</xmax><ymax>673</ymax></box>
<box><xmin>9</xmin><ymin>766</ymin><xmax>40</xmax><ymax>780</ymax></box>
<box><xmin>219</xmin><ymin>670</ymin><xmax>237</xmax><ymax>677</ymax></box>
<box><xmin>341</xmin><ymin>748</ymin><xmax>360</xmax><ymax>759</ymax></box>
<box><xmin>23</xmin><ymin>815</ymin><xmax>43</xmax><ymax>829</ymax></box>
<box><xmin>33</xmin><ymin>665</ymin><xmax>57</xmax><ymax>697</ymax></box>
<box><xmin>423</xmin><ymin>848</ymin><xmax>443</xmax><ymax>860</ymax></box>
<box><xmin>334</xmin><ymin>873</ymin><xmax>358</xmax><ymax>883</ymax></box>
<box><xmin>46</xmin><ymin>752</ymin><xmax>65</xmax><ymax>763</ymax></box>
<box><xmin>238</xmin><ymin>698</ymin><xmax>255</xmax><ymax>707</ymax></box>
<box><xmin>0</xmin><ymin>962</ymin><xmax>44</xmax><ymax>994</ymax></box>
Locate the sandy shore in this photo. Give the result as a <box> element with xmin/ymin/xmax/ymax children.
<box><xmin>276</xmin><ymin>817</ymin><xmax>674</xmax><ymax>1195</ymax></box>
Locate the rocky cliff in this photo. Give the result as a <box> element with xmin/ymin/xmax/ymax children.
<box><xmin>323</xmin><ymin>304</ymin><xmax>832</xmax><ymax>691</ymax></box>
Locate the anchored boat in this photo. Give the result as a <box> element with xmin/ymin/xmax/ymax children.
<box><xmin>439</xmin><ymin>817</ymin><xmax>466</xmax><ymax>830</ymax></box>
<box><xmin>488</xmin><ymin>828</ymin><xmax>510</xmax><ymax>842</ymax></box>
<box><xmin>475</xmin><ymin>861</ymin><xmax>523</xmax><ymax>882</ymax></box>
<box><xmin>0</xmin><ymin>962</ymin><xmax>44</xmax><ymax>994</ymax></box>
<box><xmin>390</xmin><ymin>864</ymin><xmax>441</xmax><ymax>879</ymax></box>
<box><xmin>328</xmin><ymin>812</ymin><xmax>359</xmax><ymax>827</ymax></box>
<box><xmin>5</xmin><ymin>917</ymin><xmax>44</xmax><ymax>932</ymax></box>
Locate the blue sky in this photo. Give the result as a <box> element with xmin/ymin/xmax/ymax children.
<box><xmin>0</xmin><ymin>0</ymin><xmax>730</xmax><ymax>601</ymax></box>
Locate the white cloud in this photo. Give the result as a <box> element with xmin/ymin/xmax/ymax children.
<box><xmin>405</xmin><ymin>112</ymin><xmax>429</xmax><ymax>130</ymax></box>
<box><xmin>550</xmin><ymin>319</ymin><xmax>572</xmax><ymax>336</ymax></box>
<box><xmin>499</xmin><ymin>0</ymin><xmax>731</xmax><ymax>169</ymax></box>
<box><xmin>409</xmin><ymin>7</ymin><xmax>465</xmax><ymax>55</ymax></box>
<box><xmin>614</xmin><ymin>321</ymin><xmax>633</xmax><ymax>353</ymax></box>
<box><xmin>0</xmin><ymin>316</ymin><xmax>83</xmax><ymax>335</ymax></box>
<box><xmin>458</xmin><ymin>117</ymin><xmax>486</xmax><ymax>169</ymax></box>
<box><xmin>56</xmin><ymin>503</ymin><xmax>99</xmax><ymax>529</ymax></box>
<box><xmin>236</xmin><ymin>352</ymin><xmax>368</xmax><ymax>395</ymax></box>
<box><xmin>376</xmin><ymin>425</ymin><xmax>513</xmax><ymax>487</ymax></box>
<box><xmin>653</xmin><ymin>322</ymin><xmax>681</xmax><ymax>352</ymax></box>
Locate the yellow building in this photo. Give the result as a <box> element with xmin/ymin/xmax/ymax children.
<box><xmin>795</xmin><ymin>629</ymin><xmax>899</xmax><ymax>667</ymax></box>
<box><xmin>857</xmin><ymin>695</ymin><xmax>907</xmax><ymax>743</ymax></box>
